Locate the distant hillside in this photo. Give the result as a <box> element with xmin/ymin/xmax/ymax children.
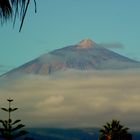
<box><xmin>4</xmin><ymin>128</ymin><xmax>139</xmax><ymax>140</ymax></box>
<box><xmin>26</xmin><ymin>128</ymin><xmax>99</xmax><ymax>140</ymax></box>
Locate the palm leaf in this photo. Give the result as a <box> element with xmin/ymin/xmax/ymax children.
<box><xmin>0</xmin><ymin>0</ymin><xmax>12</xmax><ymax>23</ymax></box>
<box><xmin>0</xmin><ymin>0</ymin><xmax>37</xmax><ymax>31</ymax></box>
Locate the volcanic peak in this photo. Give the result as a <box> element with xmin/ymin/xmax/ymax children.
<box><xmin>76</xmin><ymin>39</ymin><xmax>95</xmax><ymax>48</ymax></box>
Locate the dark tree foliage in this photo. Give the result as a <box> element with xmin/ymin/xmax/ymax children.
<box><xmin>99</xmin><ymin>119</ymin><xmax>132</xmax><ymax>140</ymax></box>
<box><xmin>0</xmin><ymin>0</ymin><xmax>37</xmax><ymax>31</ymax></box>
<box><xmin>0</xmin><ymin>98</ymin><xmax>28</xmax><ymax>140</ymax></box>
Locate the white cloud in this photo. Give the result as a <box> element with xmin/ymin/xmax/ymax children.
<box><xmin>37</xmin><ymin>95</ymin><xmax>64</xmax><ymax>108</ymax></box>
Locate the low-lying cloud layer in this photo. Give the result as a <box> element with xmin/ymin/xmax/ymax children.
<box><xmin>0</xmin><ymin>70</ymin><xmax>140</xmax><ymax>130</ymax></box>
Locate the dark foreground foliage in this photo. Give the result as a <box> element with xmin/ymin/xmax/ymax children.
<box><xmin>0</xmin><ymin>98</ymin><xmax>32</xmax><ymax>140</ymax></box>
<box><xmin>0</xmin><ymin>0</ymin><xmax>37</xmax><ymax>31</ymax></box>
<box><xmin>99</xmin><ymin>120</ymin><xmax>132</xmax><ymax>140</ymax></box>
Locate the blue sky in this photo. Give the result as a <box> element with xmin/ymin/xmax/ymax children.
<box><xmin>0</xmin><ymin>0</ymin><xmax>140</xmax><ymax>74</ymax></box>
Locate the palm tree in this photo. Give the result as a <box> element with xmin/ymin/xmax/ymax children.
<box><xmin>99</xmin><ymin>120</ymin><xmax>131</xmax><ymax>140</ymax></box>
<box><xmin>0</xmin><ymin>0</ymin><xmax>37</xmax><ymax>32</ymax></box>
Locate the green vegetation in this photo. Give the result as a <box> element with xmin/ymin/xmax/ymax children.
<box><xmin>99</xmin><ymin>119</ymin><xmax>132</xmax><ymax>140</ymax></box>
<box><xmin>0</xmin><ymin>98</ymin><xmax>28</xmax><ymax>140</ymax></box>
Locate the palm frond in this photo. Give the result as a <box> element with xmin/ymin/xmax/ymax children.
<box><xmin>0</xmin><ymin>0</ymin><xmax>37</xmax><ymax>31</ymax></box>
<box><xmin>0</xmin><ymin>0</ymin><xmax>12</xmax><ymax>23</ymax></box>
<box><xmin>99</xmin><ymin>120</ymin><xmax>130</xmax><ymax>140</ymax></box>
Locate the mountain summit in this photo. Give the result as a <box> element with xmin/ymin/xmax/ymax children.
<box><xmin>2</xmin><ymin>39</ymin><xmax>140</xmax><ymax>77</ymax></box>
<box><xmin>76</xmin><ymin>39</ymin><xmax>95</xmax><ymax>48</ymax></box>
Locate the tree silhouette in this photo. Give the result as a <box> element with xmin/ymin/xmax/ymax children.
<box><xmin>99</xmin><ymin>119</ymin><xmax>132</xmax><ymax>140</ymax></box>
<box><xmin>0</xmin><ymin>98</ymin><xmax>28</xmax><ymax>140</ymax></box>
<box><xmin>0</xmin><ymin>0</ymin><xmax>37</xmax><ymax>32</ymax></box>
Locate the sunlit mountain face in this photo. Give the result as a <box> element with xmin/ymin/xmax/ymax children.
<box><xmin>2</xmin><ymin>39</ymin><xmax>140</xmax><ymax>77</ymax></box>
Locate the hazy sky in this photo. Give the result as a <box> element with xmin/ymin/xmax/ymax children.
<box><xmin>0</xmin><ymin>0</ymin><xmax>140</xmax><ymax>74</ymax></box>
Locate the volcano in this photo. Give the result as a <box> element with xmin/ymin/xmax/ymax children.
<box><xmin>2</xmin><ymin>39</ymin><xmax>140</xmax><ymax>77</ymax></box>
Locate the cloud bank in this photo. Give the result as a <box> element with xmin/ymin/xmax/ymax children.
<box><xmin>0</xmin><ymin>70</ymin><xmax>140</xmax><ymax>130</ymax></box>
<box><xmin>99</xmin><ymin>42</ymin><xmax>124</xmax><ymax>49</ymax></box>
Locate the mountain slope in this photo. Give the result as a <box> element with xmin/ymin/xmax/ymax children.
<box><xmin>2</xmin><ymin>39</ymin><xmax>140</xmax><ymax>77</ymax></box>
